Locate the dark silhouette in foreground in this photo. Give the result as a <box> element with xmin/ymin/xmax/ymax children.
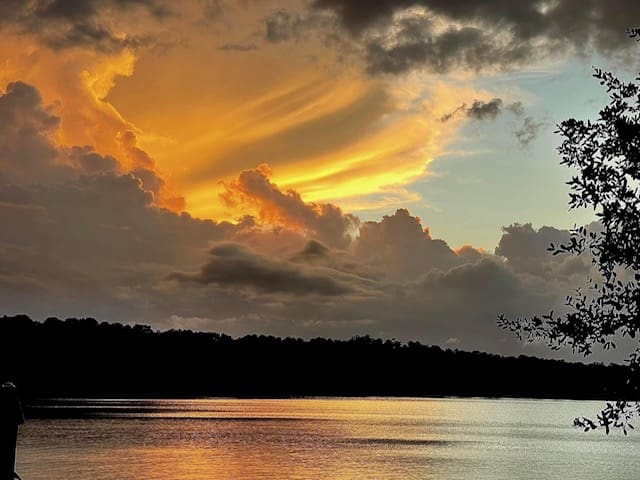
<box><xmin>0</xmin><ymin>315</ymin><xmax>634</xmax><ymax>410</ymax></box>
<box><xmin>499</xmin><ymin>29</ymin><xmax>640</xmax><ymax>433</ymax></box>
<box><xmin>0</xmin><ymin>382</ymin><xmax>24</xmax><ymax>480</ymax></box>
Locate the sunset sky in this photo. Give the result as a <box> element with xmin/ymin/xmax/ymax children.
<box><xmin>1</xmin><ymin>0</ymin><xmax>638</xmax><ymax>356</ymax></box>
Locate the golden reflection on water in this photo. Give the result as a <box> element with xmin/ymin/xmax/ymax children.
<box><xmin>16</xmin><ymin>398</ymin><xmax>640</xmax><ymax>480</ymax></box>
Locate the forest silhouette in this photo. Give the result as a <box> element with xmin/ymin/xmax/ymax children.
<box><xmin>0</xmin><ymin>315</ymin><xmax>632</xmax><ymax>408</ymax></box>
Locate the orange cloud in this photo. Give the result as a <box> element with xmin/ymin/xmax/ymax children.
<box><xmin>221</xmin><ymin>164</ymin><xmax>358</xmax><ymax>248</ymax></box>
<box><xmin>0</xmin><ymin>1</ymin><xmax>504</xmax><ymax>220</ymax></box>
<box><xmin>0</xmin><ymin>31</ymin><xmax>184</xmax><ymax>211</ymax></box>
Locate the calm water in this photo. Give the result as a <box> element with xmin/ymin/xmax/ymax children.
<box><xmin>16</xmin><ymin>398</ymin><xmax>640</xmax><ymax>479</ymax></box>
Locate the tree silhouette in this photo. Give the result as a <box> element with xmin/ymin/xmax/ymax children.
<box><xmin>499</xmin><ymin>30</ymin><xmax>640</xmax><ymax>434</ymax></box>
<box><xmin>0</xmin><ymin>315</ymin><xmax>628</xmax><ymax>403</ymax></box>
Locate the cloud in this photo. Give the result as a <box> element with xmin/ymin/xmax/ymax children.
<box><xmin>0</xmin><ymin>91</ymin><xmax>570</xmax><ymax>351</ymax></box>
<box><xmin>495</xmin><ymin>223</ymin><xmax>589</xmax><ymax>280</ymax></box>
<box><xmin>466</xmin><ymin>98</ymin><xmax>503</xmax><ymax>120</ymax></box>
<box><xmin>0</xmin><ymin>71</ymin><xmax>235</xmax><ymax>309</ymax></box>
<box><xmin>202</xmin><ymin>0</ymin><xmax>224</xmax><ymax>20</ymax></box>
<box><xmin>66</xmin><ymin>145</ymin><xmax>119</xmax><ymax>174</ymax></box>
<box><xmin>42</xmin><ymin>21</ymin><xmax>152</xmax><ymax>53</ymax></box>
<box><xmin>220</xmin><ymin>164</ymin><xmax>359</xmax><ymax>249</ymax></box>
<box><xmin>440</xmin><ymin>98</ymin><xmax>524</xmax><ymax>122</ymax></box>
<box><xmin>365</xmin><ymin>23</ymin><xmax>534</xmax><ymax>75</ymax></box>
<box><xmin>506</xmin><ymin>101</ymin><xmax>525</xmax><ymax>116</ymax></box>
<box><xmin>0</xmin><ymin>172</ymin><xmax>229</xmax><ymax>321</ymax></box>
<box><xmin>0</xmin><ymin>79</ymin><xmax>212</xmax><ymax>316</ymax></box>
<box><xmin>354</xmin><ymin>208</ymin><xmax>461</xmax><ymax>280</ymax></box>
<box><xmin>218</xmin><ymin>43</ymin><xmax>259</xmax><ymax>52</ymax></box>
<box><xmin>0</xmin><ymin>0</ymin><xmax>170</xmax><ymax>53</ymax></box>
<box><xmin>116</xmin><ymin>130</ymin><xmax>185</xmax><ymax>210</ymax></box>
<box><xmin>0</xmin><ymin>114</ymin><xmax>589</xmax><ymax>356</ymax></box>
<box><xmin>515</xmin><ymin>116</ymin><xmax>545</xmax><ymax>147</ymax></box>
<box><xmin>0</xmin><ymin>64</ymin><xmax>607</xmax><ymax>358</ymax></box>
<box><xmin>0</xmin><ymin>71</ymin><xmax>591</xmax><ymax>358</ymax></box>
<box><xmin>263</xmin><ymin>7</ymin><xmax>339</xmax><ymax>45</ymax></box>
<box><xmin>0</xmin><ymin>81</ymin><xmax>184</xmax><ymax>210</ymax></box>
<box><xmin>265</xmin><ymin>10</ymin><xmax>301</xmax><ymax>43</ymax></box>
<box><xmin>0</xmin><ymin>81</ymin><xmax>65</xmax><ymax>184</ymax></box>
<box><xmin>169</xmin><ymin>241</ymin><xmax>378</xmax><ymax>297</ymax></box>
<box><xmin>454</xmin><ymin>244</ymin><xmax>484</xmax><ymax>264</ymax></box>
<box><xmin>312</xmin><ymin>0</ymin><xmax>640</xmax><ymax>74</ymax></box>
<box><xmin>159</xmin><ymin>229</ymin><xmax>570</xmax><ymax>355</ymax></box>
<box><xmin>32</xmin><ymin>0</ymin><xmax>171</xmax><ymax>21</ymax></box>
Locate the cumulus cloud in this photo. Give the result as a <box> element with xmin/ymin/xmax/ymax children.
<box><xmin>0</xmin><ymin>94</ymin><xmax>583</xmax><ymax>353</ymax></box>
<box><xmin>66</xmin><ymin>146</ymin><xmax>119</xmax><ymax>174</ymax></box>
<box><xmin>221</xmin><ymin>164</ymin><xmax>359</xmax><ymax>249</ymax></box>
<box><xmin>157</xmin><ymin>230</ymin><xmax>571</xmax><ymax>355</ymax></box>
<box><xmin>354</xmin><ymin>208</ymin><xmax>461</xmax><ymax>280</ymax></box>
<box><xmin>312</xmin><ymin>0</ymin><xmax>640</xmax><ymax>74</ymax></box>
<box><xmin>117</xmin><ymin>130</ymin><xmax>185</xmax><ymax>210</ymax></box>
<box><xmin>0</xmin><ymin>139</ymin><xmax>587</xmax><ymax>356</ymax></box>
<box><xmin>0</xmin><ymin>77</ymin><xmax>598</xmax><ymax>357</ymax></box>
<box><xmin>454</xmin><ymin>244</ymin><xmax>484</xmax><ymax>264</ymax></box>
<box><xmin>0</xmin><ymin>79</ymin><xmax>221</xmax><ymax>321</ymax></box>
<box><xmin>495</xmin><ymin>223</ymin><xmax>590</xmax><ymax>280</ymax></box>
<box><xmin>0</xmin><ymin>172</ymin><xmax>228</xmax><ymax>321</ymax></box>
<box><xmin>0</xmin><ymin>81</ymin><xmax>184</xmax><ymax>210</ymax></box>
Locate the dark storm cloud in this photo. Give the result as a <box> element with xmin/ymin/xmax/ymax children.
<box><xmin>33</xmin><ymin>0</ymin><xmax>171</xmax><ymax>21</ymax></box>
<box><xmin>0</xmin><ymin>82</ymin><xmax>148</xmax><ymax>184</ymax></box>
<box><xmin>0</xmin><ymin>81</ymin><xmax>68</xmax><ymax>184</ymax></box>
<box><xmin>0</xmin><ymin>172</ymin><xmax>231</xmax><ymax>321</ymax></box>
<box><xmin>169</xmin><ymin>242</ymin><xmax>375</xmax><ymax>296</ymax></box>
<box><xmin>364</xmin><ymin>24</ymin><xmax>534</xmax><ymax>75</ymax></box>
<box><xmin>0</xmin><ymin>80</ymin><xmax>229</xmax><ymax>316</ymax></box>
<box><xmin>0</xmin><ymin>0</ymin><xmax>169</xmax><ymax>52</ymax></box>
<box><xmin>43</xmin><ymin>21</ymin><xmax>152</xmax><ymax>53</ymax></box>
<box><xmin>312</xmin><ymin>0</ymin><xmax>640</xmax><ymax>74</ymax></box>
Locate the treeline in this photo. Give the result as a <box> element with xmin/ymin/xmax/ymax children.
<box><xmin>0</xmin><ymin>315</ymin><xmax>632</xmax><ymax>402</ymax></box>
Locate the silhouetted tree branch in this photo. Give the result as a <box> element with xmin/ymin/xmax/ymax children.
<box><xmin>499</xmin><ymin>29</ymin><xmax>640</xmax><ymax>434</ymax></box>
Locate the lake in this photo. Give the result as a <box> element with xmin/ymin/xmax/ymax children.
<box><xmin>15</xmin><ymin>398</ymin><xmax>640</xmax><ymax>479</ymax></box>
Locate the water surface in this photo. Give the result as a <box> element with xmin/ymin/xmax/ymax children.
<box><xmin>16</xmin><ymin>398</ymin><xmax>640</xmax><ymax>479</ymax></box>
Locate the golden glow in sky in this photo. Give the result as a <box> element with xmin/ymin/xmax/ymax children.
<box><xmin>0</xmin><ymin>1</ymin><xmax>494</xmax><ymax>223</ymax></box>
<box><xmin>1</xmin><ymin>0</ymin><xmax>632</xmax><ymax>345</ymax></box>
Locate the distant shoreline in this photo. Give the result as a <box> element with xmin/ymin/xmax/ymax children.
<box><xmin>2</xmin><ymin>315</ymin><xmax>635</xmax><ymax>403</ymax></box>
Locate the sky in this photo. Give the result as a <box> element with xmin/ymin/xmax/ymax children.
<box><xmin>1</xmin><ymin>0</ymin><xmax>639</xmax><ymax>357</ymax></box>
